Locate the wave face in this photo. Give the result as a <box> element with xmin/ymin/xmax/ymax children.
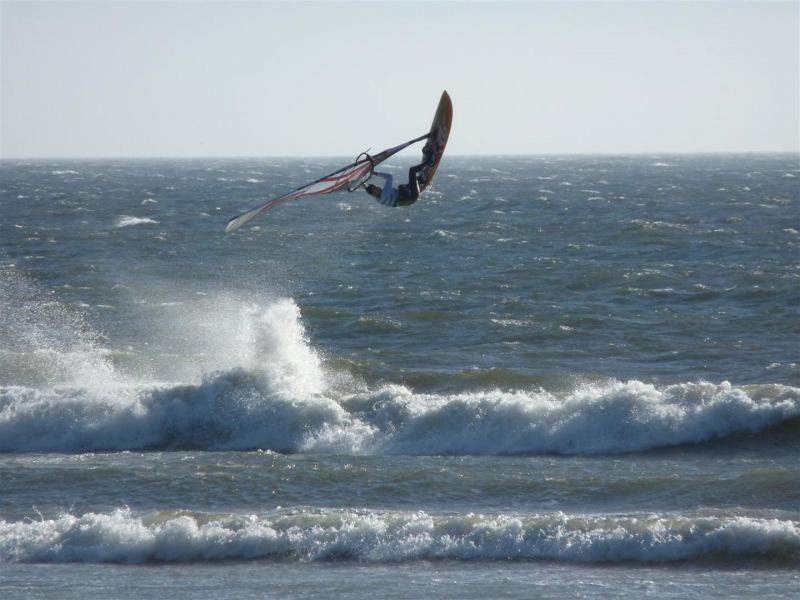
<box><xmin>1</xmin><ymin>284</ymin><xmax>797</xmax><ymax>454</ymax></box>
<box><xmin>1</xmin><ymin>508</ymin><xmax>797</xmax><ymax>565</ymax></box>
<box><xmin>1</xmin><ymin>376</ymin><xmax>796</xmax><ymax>455</ymax></box>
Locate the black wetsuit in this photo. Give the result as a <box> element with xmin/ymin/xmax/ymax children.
<box><xmin>395</xmin><ymin>163</ymin><xmax>426</xmax><ymax>206</ymax></box>
<box><xmin>369</xmin><ymin>145</ymin><xmax>434</xmax><ymax>207</ymax></box>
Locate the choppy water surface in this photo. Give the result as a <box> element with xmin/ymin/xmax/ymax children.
<box><xmin>1</xmin><ymin>155</ymin><xmax>798</xmax><ymax>598</ymax></box>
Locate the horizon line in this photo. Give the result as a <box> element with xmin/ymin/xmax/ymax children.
<box><xmin>2</xmin><ymin>150</ymin><xmax>799</xmax><ymax>162</ymax></box>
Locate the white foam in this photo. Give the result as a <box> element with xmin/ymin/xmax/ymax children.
<box><xmin>115</xmin><ymin>216</ymin><xmax>159</xmax><ymax>228</ymax></box>
<box><xmin>1</xmin><ymin>372</ymin><xmax>798</xmax><ymax>455</ymax></box>
<box><xmin>2</xmin><ymin>268</ymin><xmax>798</xmax><ymax>455</ymax></box>
<box><xmin>0</xmin><ymin>292</ymin><xmax>360</xmax><ymax>452</ymax></box>
<box><xmin>1</xmin><ymin>509</ymin><xmax>796</xmax><ymax>564</ymax></box>
<box><xmin>370</xmin><ymin>380</ymin><xmax>800</xmax><ymax>456</ymax></box>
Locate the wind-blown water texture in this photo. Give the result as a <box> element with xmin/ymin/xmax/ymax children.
<box><xmin>0</xmin><ymin>156</ymin><xmax>798</xmax><ymax>591</ymax></box>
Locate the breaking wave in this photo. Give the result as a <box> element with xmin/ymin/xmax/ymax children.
<box><xmin>1</xmin><ymin>508</ymin><xmax>797</xmax><ymax>565</ymax></box>
<box><xmin>2</xmin><ymin>378</ymin><xmax>795</xmax><ymax>454</ymax></box>
<box><xmin>1</xmin><ymin>266</ymin><xmax>798</xmax><ymax>455</ymax></box>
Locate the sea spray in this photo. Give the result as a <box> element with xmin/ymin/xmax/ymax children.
<box><xmin>0</xmin><ymin>265</ymin><xmax>115</xmax><ymax>389</ymax></box>
<box><xmin>1</xmin><ymin>272</ymin><xmax>798</xmax><ymax>453</ymax></box>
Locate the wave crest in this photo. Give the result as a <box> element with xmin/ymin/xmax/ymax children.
<box><xmin>114</xmin><ymin>216</ymin><xmax>158</xmax><ymax>228</ymax></box>
<box><xmin>1</xmin><ymin>377</ymin><xmax>797</xmax><ymax>454</ymax></box>
<box><xmin>1</xmin><ymin>267</ymin><xmax>797</xmax><ymax>455</ymax></box>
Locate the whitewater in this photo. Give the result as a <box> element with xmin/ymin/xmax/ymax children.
<box><xmin>1</xmin><ymin>294</ymin><xmax>797</xmax><ymax>455</ymax></box>
<box><xmin>1</xmin><ymin>155</ymin><xmax>798</xmax><ymax>598</ymax></box>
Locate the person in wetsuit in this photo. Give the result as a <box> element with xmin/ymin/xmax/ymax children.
<box><xmin>364</xmin><ymin>144</ymin><xmax>436</xmax><ymax>207</ymax></box>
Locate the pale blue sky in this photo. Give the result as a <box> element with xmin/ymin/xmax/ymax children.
<box><xmin>2</xmin><ymin>0</ymin><xmax>798</xmax><ymax>158</ymax></box>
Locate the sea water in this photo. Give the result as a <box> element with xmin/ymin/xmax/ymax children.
<box><xmin>0</xmin><ymin>155</ymin><xmax>798</xmax><ymax>598</ymax></box>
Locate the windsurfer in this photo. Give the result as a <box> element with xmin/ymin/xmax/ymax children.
<box><xmin>364</xmin><ymin>144</ymin><xmax>436</xmax><ymax>207</ymax></box>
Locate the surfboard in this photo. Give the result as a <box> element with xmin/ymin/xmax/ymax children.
<box><xmin>419</xmin><ymin>91</ymin><xmax>453</xmax><ymax>192</ymax></box>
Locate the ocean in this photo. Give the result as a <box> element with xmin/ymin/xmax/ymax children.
<box><xmin>0</xmin><ymin>154</ymin><xmax>798</xmax><ymax>598</ymax></box>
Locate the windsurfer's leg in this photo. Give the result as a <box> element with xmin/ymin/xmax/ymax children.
<box><xmin>395</xmin><ymin>165</ymin><xmax>423</xmax><ymax>206</ymax></box>
<box><xmin>407</xmin><ymin>164</ymin><xmax>423</xmax><ymax>203</ymax></box>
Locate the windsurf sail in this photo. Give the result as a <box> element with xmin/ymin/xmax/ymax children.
<box><xmin>224</xmin><ymin>133</ymin><xmax>429</xmax><ymax>233</ymax></box>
